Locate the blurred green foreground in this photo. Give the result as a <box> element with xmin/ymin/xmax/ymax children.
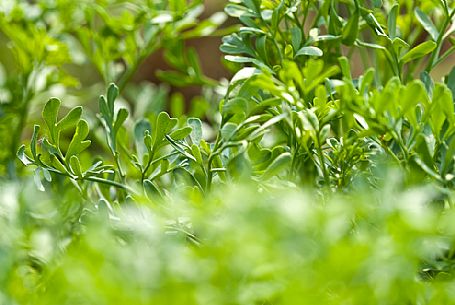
<box><xmin>2</xmin><ymin>172</ymin><xmax>455</xmax><ymax>305</ymax></box>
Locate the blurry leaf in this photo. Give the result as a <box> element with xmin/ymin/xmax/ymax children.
<box><xmin>261</xmin><ymin>152</ymin><xmax>291</xmax><ymax>179</ymax></box>
<box><xmin>299</xmin><ymin>109</ymin><xmax>319</xmax><ymax>131</ymax></box>
<box><xmin>17</xmin><ymin>145</ymin><xmax>33</xmax><ymax>166</ymax></box>
<box><xmin>361</xmin><ymin>8</ymin><xmax>387</xmax><ymax>36</ymax></box>
<box><xmin>291</xmin><ymin>26</ymin><xmax>302</xmax><ymax>50</ymax></box>
<box><xmin>339</xmin><ymin>57</ymin><xmax>352</xmax><ymax>80</ymax></box>
<box><xmin>446</xmin><ymin>67</ymin><xmax>455</xmax><ymax>98</ymax></box>
<box><xmin>34</xmin><ymin>168</ymin><xmax>46</xmax><ymax>192</ymax></box>
<box><xmin>320</xmin><ymin>124</ymin><xmax>331</xmax><ymax>142</ymax></box>
<box><xmin>231</xmin><ymin>67</ymin><xmax>260</xmax><ymax>82</ymax></box>
<box><xmin>169</xmin><ymin>127</ymin><xmax>193</xmax><ymax>140</ymax></box>
<box><xmin>114</xmin><ymin>108</ymin><xmax>129</xmax><ymax>134</ymax></box>
<box><xmin>342</xmin><ymin>1</ymin><xmax>359</xmax><ymax>45</ymax></box>
<box><xmin>295</xmin><ymin>46</ymin><xmax>323</xmax><ymax>57</ymax></box>
<box><xmin>171</xmin><ymin>93</ymin><xmax>185</xmax><ymax>117</ymax></box>
<box><xmin>421</xmin><ymin>71</ymin><xmax>434</xmax><ymax>97</ymax></box>
<box><xmin>191</xmin><ymin>144</ymin><xmax>203</xmax><ymax>164</ymax></box>
<box><xmin>415</xmin><ymin>8</ymin><xmax>439</xmax><ymax>41</ymax></box>
<box><xmin>388</xmin><ymin>4</ymin><xmax>399</xmax><ymax>39</ymax></box>
<box><xmin>188</xmin><ymin>118</ymin><xmax>203</xmax><ymax>144</ymax></box>
<box><xmin>392</xmin><ymin>37</ymin><xmax>410</xmax><ymax>52</ymax></box>
<box><xmin>31</xmin><ymin>125</ymin><xmax>40</xmax><ymax>159</ymax></box>
<box><xmin>373</xmin><ymin>0</ymin><xmax>382</xmax><ymax>8</ymax></box>
<box><xmin>223</xmin><ymin>97</ymin><xmax>248</xmax><ymax>116</ymax></box>
<box><xmin>134</xmin><ymin>119</ymin><xmax>151</xmax><ymax>162</ymax></box>
<box><xmin>400</xmin><ymin>41</ymin><xmax>437</xmax><ymax>64</ymax></box>
<box><xmin>221</xmin><ymin>122</ymin><xmax>238</xmax><ymax>141</ymax></box>
<box><xmin>69</xmin><ymin>155</ymin><xmax>83</xmax><ymax>177</ymax></box>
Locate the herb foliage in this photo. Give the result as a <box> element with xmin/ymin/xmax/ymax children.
<box><xmin>2</xmin><ymin>0</ymin><xmax>455</xmax><ymax>303</ymax></box>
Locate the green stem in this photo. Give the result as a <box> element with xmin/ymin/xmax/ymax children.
<box><xmin>45</xmin><ymin>167</ymin><xmax>136</xmax><ymax>194</ymax></box>
<box><xmin>426</xmin><ymin>9</ymin><xmax>455</xmax><ymax>72</ymax></box>
<box><xmin>316</xmin><ymin>132</ymin><xmax>330</xmax><ymax>186</ymax></box>
<box><xmin>9</xmin><ymin>72</ymin><xmax>34</xmax><ymax>178</ymax></box>
<box><xmin>206</xmin><ymin>135</ymin><xmax>221</xmax><ymax>191</ymax></box>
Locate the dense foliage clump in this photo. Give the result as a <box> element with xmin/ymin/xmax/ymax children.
<box><xmin>2</xmin><ymin>0</ymin><xmax>455</xmax><ymax>304</ymax></box>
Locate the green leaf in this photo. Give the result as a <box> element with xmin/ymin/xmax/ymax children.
<box><xmin>329</xmin><ymin>2</ymin><xmax>343</xmax><ymax>35</ymax></box>
<box><xmin>319</xmin><ymin>125</ymin><xmax>331</xmax><ymax>143</ymax></box>
<box><xmin>341</xmin><ymin>2</ymin><xmax>359</xmax><ymax>45</ymax></box>
<box><xmin>31</xmin><ymin>125</ymin><xmax>40</xmax><ymax>159</ymax></box>
<box><xmin>221</xmin><ymin>122</ymin><xmax>238</xmax><ymax>141</ymax></box>
<box><xmin>359</xmin><ymin>68</ymin><xmax>375</xmax><ymax>94</ymax></box>
<box><xmin>69</xmin><ymin>155</ymin><xmax>83</xmax><ymax>177</ymax></box>
<box><xmin>34</xmin><ymin>168</ymin><xmax>46</xmax><ymax>192</ymax></box>
<box><xmin>43</xmin><ymin>98</ymin><xmax>61</xmax><ymax>142</ymax></box>
<box><xmin>134</xmin><ymin>120</ymin><xmax>151</xmax><ymax>143</ymax></box>
<box><xmin>388</xmin><ymin>4</ymin><xmax>399</xmax><ymax>39</ymax></box>
<box><xmin>114</xmin><ymin>108</ymin><xmax>129</xmax><ymax>134</ymax></box>
<box><xmin>415</xmin><ymin>8</ymin><xmax>439</xmax><ymax>41</ymax></box>
<box><xmin>401</xmin><ymin>81</ymin><xmax>426</xmax><ymax>128</ymax></box>
<box><xmin>169</xmin><ymin>127</ymin><xmax>193</xmax><ymax>140</ymax></box>
<box><xmin>223</xmin><ymin>97</ymin><xmax>249</xmax><ymax>116</ymax></box>
<box><xmin>165</xmin><ymin>135</ymin><xmax>197</xmax><ymax>161</ymax></box>
<box><xmin>99</xmin><ymin>96</ymin><xmax>111</xmax><ymax>122</ymax></box>
<box><xmin>57</xmin><ymin>106</ymin><xmax>82</xmax><ymax>131</ymax></box>
<box><xmin>159</xmin><ymin>159</ymin><xmax>169</xmax><ymax>176</ymax></box>
<box><xmin>107</xmin><ymin>83</ymin><xmax>119</xmax><ymax>115</ymax></box>
<box><xmin>143</xmin><ymin>179</ymin><xmax>163</xmax><ymax>198</ymax></box>
<box><xmin>17</xmin><ymin>145</ymin><xmax>33</xmax><ymax>166</ymax></box>
<box><xmin>188</xmin><ymin>118</ymin><xmax>203</xmax><ymax>144</ymax></box>
<box><xmin>191</xmin><ymin>144</ymin><xmax>203</xmax><ymax>164</ymax></box>
<box><xmin>225</xmin><ymin>55</ymin><xmax>255</xmax><ymax>63</ymax></box>
<box><xmin>134</xmin><ymin>119</ymin><xmax>152</xmax><ymax>162</ymax></box>
<box><xmin>248</xmin><ymin>113</ymin><xmax>287</xmax><ymax>140</ymax></box>
<box><xmin>261</xmin><ymin>152</ymin><xmax>291</xmax><ymax>179</ymax></box>
<box><xmin>42</xmin><ymin>167</ymin><xmax>52</xmax><ymax>182</ymax></box>
<box><xmin>372</xmin><ymin>0</ymin><xmax>382</xmax><ymax>8</ymax></box>
<box><xmin>66</xmin><ymin>119</ymin><xmax>91</xmax><ymax>160</ymax></box>
<box><xmin>400</xmin><ymin>41</ymin><xmax>437</xmax><ymax>64</ymax></box>
<box><xmin>154</xmin><ymin>112</ymin><xmax>178</xmax><ymax>147</ymax></box>
<box><xmin>299</xmin><ymin>109</ymin><xmax>319</xmax><ymax>131</ymax></box>
<box><xmin>392</xmin><ymin>37</ymin><xmax>409</xmax><ymax>52</ymax></box>
<box><xmin>231</xmin><ymin>67</ymin><xmax>260</xmax><ymax>83</ymax></box>
<box><xmin>420</xmin><ymin>71</ymin><xmax>434</xmax><ymax>97</ymax></box>
<box><xmin>338</xmin><ymin>57</ymin><xmax>352</xmax><ymax>80</ymax></box>
<box><xmin>445</xmin><ymin>67</ymin><xmax>455</xmax><ymax>98</ymax></box>
<box><xmin>225</xmin><ymin>4</ymin><xmax>253</xmax><ymax>18</ymax></box>
<box><xmin>433</xmin><ymin>83</ymin><xmax>454</xmax><ymax>125</ymax></box>
<box><xmin>361</xmin><ymin>8</ymin><xmax>386</xmax><ymax>37</ymax></box>
<box><xmin>42</xmin><ymin>138</ymin><xmax>59</xmax><ymax>155</ymax></box>
<box><xmin>295</xmin><ymin>46</ymin><xmax>323</xmax><ymax>57</ymax></box>
<box><xmin>291</xmin><ymin>26</ymin><xmax>302</xmax><ymax>50</ymax></box>
<box><xmin>144</xmin><ymin>130</ymin><xmax>153</xmax><ymax>151</ymax></box>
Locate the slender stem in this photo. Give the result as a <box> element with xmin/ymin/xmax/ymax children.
<box><xmin>316</xmin><ymin>132</ymin><xmax>330</xmax><ymax>186</ymax></box>
<box><xmin>45</xmin><ymin>167</ymin><xmax>137</xmax><ymax>194</ymax></box>
<box><xmin>433</xmin><ymin>45</ymin><xmax>455</xmax><ymax>69</ymax></box>
<box><xmin>141</xmin><ymin>148</ymin><xmax>156</xmax><ymax>181</ymax></box>
<box><xmin>81</xmin><ymin>175</ymin><xmax>134</xmax><ymax>193</ymax></box>
<box><xmin>9</xmin><ymin>72</ymin><xmax>34</xmax><ymax>178</ymax></box>
<box><xmin>426</xmin><ymin>9</ymin><xmax>455</xmax><ymax>72</ymax></box>
<box><xmin>206</xmin><ymin>136</ymin><xmax>221</xmax><ymax>191</ymax></box>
